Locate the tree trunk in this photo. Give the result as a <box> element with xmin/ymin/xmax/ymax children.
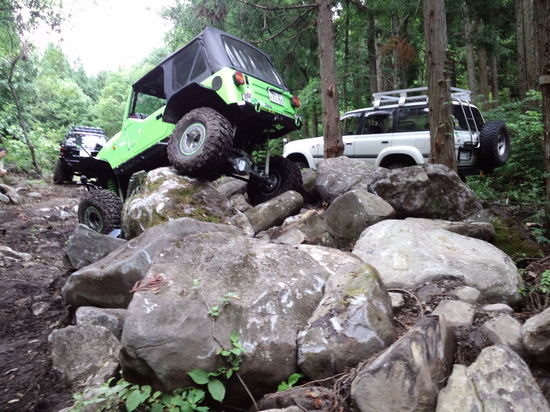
<box><xmin>535</xmin><ymin>0</ymin><xmax>550</xmax><ymax>230</ymax></box>
<box><xmin>464</xmin><ymin>6</ymin><xmax>478</xmax><ymax>99</ymax></box>
<box><xmin>317</xmin><ymin>0</ymin><xmax>343</xmax><ymax>158</ymax></box>
<box><xmin>490</xmin><ymin>52</ymin><xmax>499</xmax><ymax>106</ymax></box>
<box><xmin>424</xmin><ymin>0</ymin><xmax>456</xmax><ymax>170</ymax></box>
<box><xmin>302</xmin><ymin>112</ymin><xmax>310</xmax><ymax>138</ymax></box>
<box><xmin>516</xmin><ymin>0</ymin><xmax>528</xmax><ymax>97</ymax></box>
<box><xmin>478</xmin><ymin>46</ymin><xmax>489</xmax><ymax>108</ymax></box>
<box><xmin>525</xmin><ymin>0</ymin><xmax>539</xmax><ymax>91</ymax></box>
<box><xmin>342</xmin><ymin>0</ymin><xmax>350</xmax><ymax>112</ymax></box>
<box><xmin>367</xmin><ymin>8</ymin><xmax>378</xmax><ymax>94</ymax></box>
<box><xmin>375</xmin><ymin>40</ymin><xmax>384</xmax><ymax>91</ymax></box>
<box><xmin>353</xmin><ymin>47</ymin><xmax>363</xmax><ymax>107</ymax></box>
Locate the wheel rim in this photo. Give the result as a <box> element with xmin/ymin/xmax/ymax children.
<box><xmin>497</xmin><ymin>134</ymin><xmax>507</xmax><ymax>156</ymax></box>
<box><xmin>262</xmin><ymin>170</ymin><xmax>282</xmax><ymax>195</ymax></box>
<box><xmin>84</xmin><ymin>206</ymin><xmax>103</xmax><ymax>232</ymax></box>
<box><xmin>179</xmin><ymin>123</ymin><xmax>206</xmax><ymax>156</ymax></box>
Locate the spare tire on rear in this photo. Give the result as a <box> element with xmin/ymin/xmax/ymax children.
<box><xmin>478</xmin><ymin>121</ymin><xmax>510</xmax><ymax>168</ymax></box>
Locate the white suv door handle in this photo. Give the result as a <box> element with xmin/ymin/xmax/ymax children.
<box><xmin>381</xmin><ymin>141</ymin><xmax>389</xmax><ymax>144</ymax></box>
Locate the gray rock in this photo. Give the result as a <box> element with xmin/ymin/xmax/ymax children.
<box><xmin>63</xmin><ymin>218</ymin><xmax>241</xmax><ymax>308</ymax></box>
<box><xmin>453</xmin><ymin>286</ymin><xmax>481</xmax><ymax>303</ymax></box>
<box><xmin>122</xmin><ymin>167</ymin><xmax>233</xmax><ymax>239</ymax></box>
<box><xmin>369</xmin><ymin>164</ymin><xmax>482</xmax><ymax>220</ymax></box>
<box><xmin>324</xmin><ymin>190</ymin><xmax>395</xmax><ymax>243</ymax></box>
<box><xmin>120</xmin><ymin>232</ymin><xmax>329</xmax><ymax>402</ymax></box>
<box><xmin>480</xmin><ymin>314</ymin><xmax>523</xmax><ymax>354</ymax></box>
<box><xmin>0</xmin><ymin>245</ymin><xmax>32</xmax><ymax>261</ymax></box>
<box><xmin>417</xmin><ymin>284</ymin><xmax>444</xmax><ymax>304</ymax></box>
<box><xmin>0</xmin><ymin>192</ymin><xmax>9</xmax><ymax>203</ymax></box>
<box><xmin>229</xmin><ymin>193</ymin><xmax>252</xmax><ymax>212</ymax></box>
<box><xmin>245</xmin><ymin>190</ymin><xmax>303</xmax><ymax>234</ymax></box>
<box><xmin>432</xmin><ymin>300</ymin><xmax>475</xmax><ymax>329</ymax></box>
<box><xmin>404</xmin><ymin>217</ymin><xmax>495</xmax><ymax>242</ymax></box>
<box><xmin>436</xmin><ymin>345</ymin><xmax>550</xmax><ymax>412</ymax></box>
<box><xmin>481</xmin><ymin>303</ymin><xmax>514</xmax><ymax>314</ymax></box>
<box><xmin>27</xmin><ymin>191</ymin><xmax>42</xmax><ymax>199</ymax></box>
<box><xmin>49</xmin><ymin>325</ymin><xmax>121</xmax><ymax>388</ymax></box>
<box><xmin>301</xmin><ymin>168</ymin><xmax>320</xmax><ymax>203</ymax></box>
<box><xmin>269</xmin><ymin>210</ymin><xmax>338</xmax><ymax>248</ymax></box>
<box><xmin>351</xmin><ymin>315</ymin><xmax>455</xmax><ymax>412</ymax></box>
<box><xmin>0</xmin><ymin>183</ymin><xmax>22</xmax><ymax>204</ymax></box>
<box><xmin>32</xmin><ymin>301</ymin><xmax>50</xmax><ymax>316</ymax></box>
<box><xmin>76</xmin><ymin>306</ymin><xmax>127</xmax><ymax>339</ymax></box>
<box><xmin>389</xmin><ymin>292</ymin><xmax>405</xmax><ymax>308</ymax></box>
<box><xmin>353</xmin><ymin>219</ymin><xmax>522</xmax><ymax>304</ymax></box>
<box><xmin>65</xmin><ymin>224</ymin><xmax>127</xmax><ymax>270</ymax></box>
<box><xmin>296</xmin><ymin>244</ymin><xmax>364</xmax><ymax>277</ymax></box>
<box><xmin>298</xmin><ymin>264</ymin><xmax>396</xmax><ymax>379</ymax></box>
<box><xmin>257</xmin><ymin>387</ymin><xmax>335</xmax><ymax>411</ymax></box>
<box><xmin>212</xmin><ymin>176</ymin><xmax>247</xmax><ymax>198</ymax></box>
<box><xmin>522</xmin><ymin>307</ymin><xmax>550</xmax><ymax>359</ymax></box>
<box><xmin>315</xmin><ymin>156</ymin><xmax>380</xmax><ymax>202</ymax></box>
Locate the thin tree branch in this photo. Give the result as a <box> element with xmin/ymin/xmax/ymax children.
<box><xmin>236</xmin><ymin>0</ymin><xmax>317</xmax><ymax>11</ymax></box>
<box><xmin>253</xmin><ymin>9</ymin><xmax>314</xmax><ymax>44</ymax></box>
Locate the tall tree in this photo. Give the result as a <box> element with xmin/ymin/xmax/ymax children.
<box><xmin>424</xmin><ymin>0</ymin><xmax>456</xmax><ymax>170</ymax></box>
<box><xmin>536</xmin><ymin>0</ymin><xmax>550</xmax><ymax>228</ymax></box>
<box><xmin>317</xmin><ymin>0</ymin><xmax>343</xmax><ymax>158</ymax></box>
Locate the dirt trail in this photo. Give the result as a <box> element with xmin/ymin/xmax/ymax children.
<box><xmin>0</xmin><ymin>181</ymin><xmax>85</xmax><ymax>411</ymax></box>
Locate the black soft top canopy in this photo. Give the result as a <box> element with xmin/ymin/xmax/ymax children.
<box><xmin>133</xmin><ymin>26</ymin><xmax>287</xmax><ymax>100</ymax></box>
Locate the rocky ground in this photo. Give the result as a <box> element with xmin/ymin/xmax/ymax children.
<box><xmin>0</xmin><ymin>180</ymin><xmax>83</xmax><ymax>411</ymax></box>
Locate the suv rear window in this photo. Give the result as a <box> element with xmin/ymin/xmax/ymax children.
<box><xmin>172</xmin><ymin>41</ymin><xmax>209</xmax><ymax>90</ymax></box>
<box><xmin>453</xmin><ymin>105</ymin><xmax>484</xmax><ymax>131</ymax></box>
<box><xmin>222</xmin><ymin>36</ymin><xmax>285</xmax><ymax>88</ymax></box>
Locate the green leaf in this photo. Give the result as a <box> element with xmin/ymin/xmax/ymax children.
<box><xmin>188</xmin><ymin>369</ymin><xmax>210</xmax><ymax>385</ymax></box>
<box><xmin>207</xmin><ymin>379</ymin><xmax>226</xmax><ymax>402</ymax></box>
<box><xmin>151</xmin><ymin>391</ymin><xmax>162</xmax><ymax>400</ymax></box>
<box><xmin>225</xmin><ymin>368</ymin><xmax>233</xmax><ymax>379</ymax></box>
<box><xmin>230</xmin><ymin>331</ymin><xmax>240</xmax><ymax>343</ymax></box>
<box><xmin>151</xmin><ymin>403</ymin><xmax>163</xmax><ymax>412</ymax></box>
<box><xmin>195</xmin><ymin>407</ymin><xmax>209</xmax><ymax>412</ymax></box>
<box><xmin>287</xmin><ymin>373</ymin><xmax>303</xmax><ymax>386</ymax></box>
<box><xmin>277</xmin><ymin>382</ymin><xmax>289</xmax><ymax>392</ymax></box>
<box><xmin>125</xmin><ymin>389</ymin><xmax>143</xmax><ymax>411</ymax></box>
<box><xmin>187</xmin><ymin>388</ymin><xmax>205</xmax><ymax>404</ymax></box>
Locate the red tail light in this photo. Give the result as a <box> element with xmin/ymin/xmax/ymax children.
<box><xmin>233</xmin><ymin>71</ymin><xmax>245</xmax><ymax>86</ymax></box>
<box><xmin>291</xmin><ymin>95</ymin><xmax>301</xmax><ymax>108</ymax></box>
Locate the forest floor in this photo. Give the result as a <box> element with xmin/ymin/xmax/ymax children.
<box><xmin>0</xmin><ymin>176</ymin><xmax>549</xmax><ymax>411</ymax></box>
<box><xmin>0</xmin><ymin>179</ymin><xmax>84</xmax><ymax>412</ymax></box>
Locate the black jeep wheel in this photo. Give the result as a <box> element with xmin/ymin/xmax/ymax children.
<box><xmin>167</xmin><ymin>107</ymin><xmax>233</xmax><ymax>179</ymax></box>
<box><xmin>53</xmin><ymin>159</ymin><xmax>73</xmax><ymax>184</ymax></box>
<box><xmin>247</xmin><ymin>156</ymin><xmax>303</xmax><ymax>206</ymax></box>
<box><xmin>479</xmin><ymin>121</ymin><xmax>510</xmax><ymax>168</ymax></box>
<box><xmin>77</xmin><ymin>189</ymin><xmax>123</xmax><ymax>234</ymax></box>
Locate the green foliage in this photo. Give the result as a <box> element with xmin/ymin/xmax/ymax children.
<box><xmin>277</xmin><ymin>373</ymin><xmax>303</xmax><ymax>392</ymax></box>
<box><xmin>467</xmin><ymin>93</ymin><xmax>544</xmax><ymax>213</ymax></box>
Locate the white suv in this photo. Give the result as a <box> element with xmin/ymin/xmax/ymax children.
<box><xmin>283</xmin><ymin>87</ymin><xmax>510</xmax><ymax>176</ymax></box>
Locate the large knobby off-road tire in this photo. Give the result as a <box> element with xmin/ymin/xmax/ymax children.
<box><xmin>478</xmin><ymin>121</ymin><xmax>511</xmax><ymax>168</ymax></box>
<box><xmin>247</xmin><ymin>156</ymin><xmax>303</xmax><ymax>206</ymax></box>
<box><xmin>77</xmin><ymin>189</ymin><xmax>123</xmax><ymax>234</ymax></box>
<box><xmin>53</xmin><ymin>159</ymin><xmax>73</xmax><ymax>184</ymax></box>
<box><xmin>167</xmin><ymin>107</ymin><xmax>233</xmax><ymax>179</ymax></box>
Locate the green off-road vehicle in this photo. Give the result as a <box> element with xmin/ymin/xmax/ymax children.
<box><xmin>76</xmin><ymin>26</ymin><xmax>303</xmax><ymax>234</ymax></box>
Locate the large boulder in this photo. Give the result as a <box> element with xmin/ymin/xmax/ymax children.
<box><xmin>404</xmin><ymin>217</ymin><xmax>495</xmax><ymax>242</ymax></box>
<box><xmin>120</xmin><ymin>232</ymin><xmax>330</xmax><ymax>403</ymax></box>
<box><xmin>368</xmin><ymin>164</ymin><xmax>482</xmax><ymax>220</ymax></box>
<box><xmin>267</xmin><ymin>210</ymin><xmax>338</xmax><ymax>248</ymax></box>
<box><xmin>122</xmin><ymin>167</ymin><xmax>233</xmax><ymax>239</ymax></box>
<box><xmin>62</xmin><ymin>218</ymin><xmax>241</xmax><ymax>308</ymax></box>
<box><xmin>324</xmin><ymin>190</ymin><xmax>395</xmax><ymax>243</ymax></box>
<box><xmin>436</xmin><ymin>345</ymin><xmax>550</xmax><ymax>412</ymax></box>
<box><xmin>298</xmin><ymin>263</ymin><xmax>396</xmax><ymax>379</ymax></box>
<box><xmin>49</xmin><ymin>325</ymin><xmax>120</xmax><ymax>388</ymax></box>
<box><xmin>314</xmin><ymin>156</ymin><xmax>380</xmax><ymax>202</ymax></box>
<box><xmin>353</xmin><ymin>219</ymin><xmax>522</xmax><ymax>304</ymax></box>
<box><xmin>244</xmin><ymin>190</ymin><xmax>303</xmax><ymax>234</ymax></box>
<box><xmin>65</xmin><ymin>224</ymin><xmax>127</xmax><ymax>270</ymax></box>
<box><xmin>351</xmin><ymin>315</ymin><xmax>455</xmax><ymax>412</ymax></box>
<box><xmin>522</xmin><ymin>307</ymin><xmax>550</xmax><ymax>361</ymax></box>
<box><xmin>75</xmin><ymin>306</ymin><xmax>127</xmax><ymax>339</ymax></box>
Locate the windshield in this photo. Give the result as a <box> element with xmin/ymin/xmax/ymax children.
<box><xmin>222</xmin><ymin>36</ymin><xmax>285</xmax><ymax>89</ymax></box>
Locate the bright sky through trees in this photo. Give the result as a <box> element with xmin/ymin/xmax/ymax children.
<box><xmin>30</xmin><ymin>0</ymin><xmax>174</xmax><ymax>74</ymax></box>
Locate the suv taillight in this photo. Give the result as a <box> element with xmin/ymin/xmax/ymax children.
<box><xmin>291</xmin><ymin>95</ymin><xmax>300</xmax><ymax>108</ymax></box>
<box><xmin>233</xmin><ymin>71</ymin><xmax>245</xmax><ymax>86</ymax></box>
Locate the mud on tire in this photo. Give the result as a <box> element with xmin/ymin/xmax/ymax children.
<box><xmin>167</xmin><ymin>107</ymin><xmax>233</xmax><ymax>179</ymax></box>
<box><xmin>479</xmin><ymin>121</ymin><xmax>511</xmax><ymax>168</ymax></box>
<box><xmin>77</xmin><ymin>189</ymin><xmax>123</xmax><ymax>234</ymax></box>
<box><xmin>247</xmin><ymin>155</ymin><xmax>303</xmax><ymax>206</ymax></box>
<box><xmin>53</xmin><ymin>159</ymin><xmax>73</xmax><ymax>184</ymax></box>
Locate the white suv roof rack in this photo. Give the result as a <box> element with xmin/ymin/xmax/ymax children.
<box><xmin>372</xmin><ymin>86</ymin><xmax>471</xmax><ymax>108</ymax></box>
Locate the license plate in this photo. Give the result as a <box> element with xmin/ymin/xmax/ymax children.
<box><xmin>268</xmin><ymin>90</ymin><xmax>284</xmax><ymax>106</ymax></box>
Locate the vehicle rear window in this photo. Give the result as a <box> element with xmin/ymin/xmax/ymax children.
<box><xmin>396</xmin><ymin>107</ymin><xmax>429</xmax><ymax>132</ymax></box>
<box><xmin>222</xmin><ymin>36</ymin><xmax>285</xmax><ymax>88</ymax></box>
<box><xmin>362</xmin><ymin>111</ymin><xmax>393</xmax><ymax>134</ymax></box>
<box><xmin>453</xmin><ymin>105</ymin><xmax>485</xmax><ymax>131</ymax></box>
<box><xmin>172</xmin><ymin>41</ymin><xmax>209</xmax><ymax>90</ymax></box>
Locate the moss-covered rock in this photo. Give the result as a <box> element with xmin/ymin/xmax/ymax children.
<box><xmin>492</xmin><ymin>215</ymin><xmax>543</xmax><ymax>261</ymax></box>
<box><xmin>122</xmin><ymin>167</ymin><xmax>233</xmax><ymax>239</ymax></box>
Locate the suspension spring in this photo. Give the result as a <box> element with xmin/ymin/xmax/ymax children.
<box><xmin>107</xmin><ymin>179</ymin><xmax>117</xmax><ymax>194</ymax></box>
